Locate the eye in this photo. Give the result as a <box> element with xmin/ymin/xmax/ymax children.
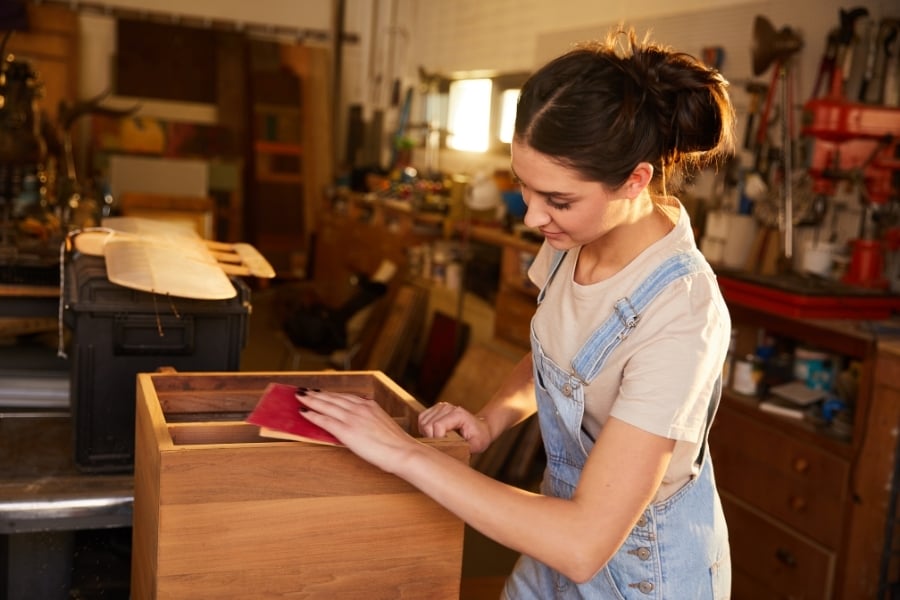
<box><xmin>545</xmin><ymin>195</ymin><xmax>570</xmax><ymax>210</ymax></box>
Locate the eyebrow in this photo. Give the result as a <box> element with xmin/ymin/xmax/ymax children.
<box><xmin>510</xmin><ymin>165</ymin><xmax>578</xmax><ymax>199</ymax></box>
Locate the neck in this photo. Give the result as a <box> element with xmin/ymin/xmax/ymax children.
<box><xmin>576</xmin><ymin>198</ymin><xmax>678</xmax><ymax>284</ymax></box>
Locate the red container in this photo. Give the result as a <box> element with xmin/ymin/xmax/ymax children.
<box><xmin>843</xmin><ymin>239</ymin><xmax>887</xmax><ymax>289</ymax></box>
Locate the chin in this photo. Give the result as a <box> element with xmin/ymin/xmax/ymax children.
<box><xmin>543</xmin><ymin>234</ymin><xmax>575</xmax><ymax>251</ymax></box>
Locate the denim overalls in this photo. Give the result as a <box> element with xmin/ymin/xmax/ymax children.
<box><xmin>503</xmin><ymin>249</ymin><xmax>731</xmax><ymax>600</ymax></box>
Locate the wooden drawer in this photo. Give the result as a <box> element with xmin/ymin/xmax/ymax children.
<box><xmin>711</xmin><ymin>406</ymin><xmax>849</xmax><ymax>549</ymax></box>
<box><xmin>494</xmin><ymin>287</ymin><xmax>535</xmax><ymax>348</ymax></box>
<box><xmin>724</xmin><ymin>494</ymin><xmax>835</xmax><ymax>600</ymax></box>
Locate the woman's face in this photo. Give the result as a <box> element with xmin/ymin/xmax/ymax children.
<box><xmin>511</xmin><ymin>140</ymin><xmax>630</xmax><ymax>251</ymax></box>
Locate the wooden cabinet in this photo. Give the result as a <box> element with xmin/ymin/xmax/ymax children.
<box><xmin>311</xmin><ymin>194</ymin><xmax>442</xmax><ymax>302</ymax></box>
<box><xmin>709</xmin><ymin>302</ymin><xmax>900</xmax><ymax>599</ymax></box>
<box><xmin>244</xmin><ymin>42</ymin><xmax>332</xmax><ymax>277</ymax></box>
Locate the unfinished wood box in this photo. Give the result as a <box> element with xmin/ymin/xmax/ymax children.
<box><xmin>132</xmin><ymin>370</ymin><xmax>470</xmax><ymax>599</ymax></box>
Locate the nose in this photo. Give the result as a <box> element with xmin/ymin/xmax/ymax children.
<box><xmin>522</xmin><ymin>192</ymin><xmax>550</xmax><ymax>229</ymax></box>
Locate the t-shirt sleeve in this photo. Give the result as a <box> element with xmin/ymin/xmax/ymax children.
<box><xmin>609</xmin><ymin>273</ymin><xmax>730</xmax><ymax>442</ymax></box>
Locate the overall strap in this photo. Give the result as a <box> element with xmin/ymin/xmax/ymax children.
<box><xmin>536</xmin><ymin>250</ymin><xmax>567</xmax><ymax>305</ymax></box>
<box><xmin>571</xmin><ymin>249</ymin><xmax>707</xmax><ymax>383</ymax></box>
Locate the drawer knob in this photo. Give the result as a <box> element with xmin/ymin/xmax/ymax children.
<box><xmin>793</xmin><ymin>457</ymin><xmax>809</xmax><ymax>473</ymax></box>
<box><xmin>789</xmin><ymin>496</ymin><xmax>808</xmax><ymax>512</ymax></box>
<box><xmin>776</xmin><ymin>547</ymin><xmax>797</xmax><ymax>567</ymax></box>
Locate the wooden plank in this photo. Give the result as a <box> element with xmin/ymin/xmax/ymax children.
<box><xmin>365</xmin><ymin>284</ymin><xmax>429</xmax><ymax>382</ymax></box>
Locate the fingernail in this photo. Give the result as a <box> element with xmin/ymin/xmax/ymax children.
<box><xmin>296</xmin><ymin>389</ymin><xmax>308</xmax><ymax>397</ymax></box>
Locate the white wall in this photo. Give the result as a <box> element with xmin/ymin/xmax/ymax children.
<box><xmin>404</xmin><ymin>0</ymin><xmax>897</xmax><ymax>174</ymax></box>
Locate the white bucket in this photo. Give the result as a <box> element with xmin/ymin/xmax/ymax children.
<box><xmin>801</xmin><ymin>241</ymin><xmax>837</xmax><ymax>277</ymax></box>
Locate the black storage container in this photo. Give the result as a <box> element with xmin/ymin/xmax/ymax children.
<box><xmin>63</xmin><ymin>253</ymin><xmax>251</xmax><ymax>472</ymax></box>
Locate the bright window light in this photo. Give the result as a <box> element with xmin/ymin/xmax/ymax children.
<box><xmin>498</xmin><ymin>88</ymin><xmax>519</xmax><ymax>144</ymax></box>
<box><xmin>447</xmin><ymin>78</ymin><xmax>491</xmax><ymax>152</ymax></box>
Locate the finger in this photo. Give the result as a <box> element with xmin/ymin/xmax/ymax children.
<box><xmin>417</xmin><ymin>402</ymin><xmax>449</xmax><ymax>434</ymax></box>
<box><xmin>297</xmin><ymin>389</ymin><xmax>367</xmax><ymax>411</ymax></box>
<box><xmin>418</xmin><ymin>403</ymin><xmax>468</xmax><ymax>438</ymax></box>
<box><xmin>418</xmin><ymin>402</ymin><xmax>456</xmax><ymax>424</ymax></box>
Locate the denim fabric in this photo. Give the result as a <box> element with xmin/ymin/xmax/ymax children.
<box><xmin>503</xmin><ymin>250</ymin><xmax>731</xmax><ymax>599</ymax></box>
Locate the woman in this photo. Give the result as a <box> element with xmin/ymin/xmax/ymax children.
<box><xmin>301</xmin><ymin>27</ymin><xmax>736</xmax><ymax>599</ymax></box>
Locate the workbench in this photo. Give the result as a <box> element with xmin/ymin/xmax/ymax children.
<box><xmin>1</xmin><ymin>410</ymin><xmax>132</xmax><ymax>597</ymax></box>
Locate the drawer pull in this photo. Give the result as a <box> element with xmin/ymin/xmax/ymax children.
<box><xmin>793</xmin><ymin>457</ymin><xmax>809</xmax><ymax>473</ymax></box>
<box><xmin>789</xmin><ymin>496</ymin><xmax>808</xmax><ymax>512</ymax></box>
<box><xmin>775</xmin><ymin>547</ymin><xmax>797</xmax><ymax>567</ymax></box>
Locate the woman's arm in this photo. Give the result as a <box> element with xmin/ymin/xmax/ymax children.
<box><xmin>300</xmin><ymin>387</ymin><xmax>674</xmax><ymax>584</ymax></box>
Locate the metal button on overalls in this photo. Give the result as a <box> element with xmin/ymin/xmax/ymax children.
<box><xmin>638</xmin><ymin>580</ymin><xmax>654</xmax><ymax>594</ymax></box>
<box><xmin>628</xmin><ymin>546</ymin><xmax>652</xmax><ymax>560</ymax></box>
<box><xmin>561</xmin><ymin>383</ymin><xmax>572</xmax><ymax>397</ymax></box>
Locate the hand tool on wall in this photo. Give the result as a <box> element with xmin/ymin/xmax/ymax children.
<box><xmin>879</xmin><ymin>21</ymin><xmax>900</xmax><ymax>106</ymax></box>
<box><xmin>831</xmin><ymin>7</ymin><xmax>869</xmax><ymax>98</ymax></box>
<box><xmin>857</xmin><ymin>18</ymin><xmax>883</xmax><ymax>102</ymax></box>
<box><xmin>867</xmin><ymin>20</ymin><xmax>898</xmax><ymax>105</ymax></box>
<box><xmin>750</xmin><ymin>15</ymin><xmax>804</xmax><ymax>262</ymax></box>
<box><xmin>743</xmin><ymin>81</ymin><xmax>769</xmax><ymax>153</ymax></box>
<box><xmin>846</xmin><ymin>16</ymin><xmax>876</xmax><ymax>101</ymax></box>
<box><xmin>811</xmin><ymin>30</ymin><xmax>839</xmax><ymax>99</ymax></box>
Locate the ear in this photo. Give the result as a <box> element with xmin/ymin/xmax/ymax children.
<box><xmin>621</xmin><ymin>162</ymin><xmax>654</xmax><ymax>199</ymax></box>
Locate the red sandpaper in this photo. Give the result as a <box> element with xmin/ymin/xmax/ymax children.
<box><xmin>246</xmin><ymin>382</ymin><xmax>343</xmax><ymax>446</ymax></box>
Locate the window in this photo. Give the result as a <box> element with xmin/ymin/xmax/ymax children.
<box><xmin>444</xmin><ymin>72</ymin><xmax>529</xmax><ymax>154</ymax></box>
<box><xmin>447</xmin><ymin>78</ymin><xmax>492</xmax><ymax>152</ymax></box>
<box><xmin>498</xmin><ymin>88</ymin><xmax>519</xmax><ymax>144</ymax></box>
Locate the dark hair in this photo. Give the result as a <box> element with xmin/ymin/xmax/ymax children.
<box><xmin>514</xmin><ymin>28</ymin><xmax>735</xmax><ymax>195</ymax></box>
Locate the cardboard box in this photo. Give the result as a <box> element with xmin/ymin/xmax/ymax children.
<box><xmin>132</xmin><ymin>370</ymin><xmax>470</xmax><ymax>599</ymax></box>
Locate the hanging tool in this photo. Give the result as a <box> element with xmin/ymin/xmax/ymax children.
<box><xmin>743</xmin><ymin>81</ymin><xmax>769</xmax><ymax>152</ymax></box>
<box><xmin>846</xmin><ymin>16</ymin><xmax>875</xmax><ymax>101</ymax></box>
<box><xmin>863</xmin><ymin>19</ymin><xmax>898</xmax><ymax>105</ymax></box>
<box><xmin>881</xmin><ymin>21</ymin><xmax>900</xmax><ymax>106</ymax></box>
<box><xmin>750</xmin><ymin>15</ymin><xmax>804</xmax><ymax>262</ymax></box>
<box><xmin>811</xmin><ymin>30</ymin><xmax>839</xmax><ymax>99</ymax></box>
<box><xmin>831</xmin><ymin>7</ymin><xmax>869</xmax><ymax>98</ymax></box>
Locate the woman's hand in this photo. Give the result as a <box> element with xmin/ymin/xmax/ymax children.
<box><xmin>418</xmin><ymin>402</ymin><xmax>493</xmax><ymax>454</ymax></box>
<box><xmin>299</xmin><ymin>390</ymin><xmax>419</xmax><ymax>474</ymax></box>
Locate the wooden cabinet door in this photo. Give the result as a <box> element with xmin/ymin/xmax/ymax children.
<box><xmin>723</xmin><ymin>495</ymin><xmax>835</xmax><ymax>600</ymax></box>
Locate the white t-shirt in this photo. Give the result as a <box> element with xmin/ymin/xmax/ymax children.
<box><xmin>528</xmin><ymin>201</ymin><xmax>731</xmax><ymax>501</ymax></box>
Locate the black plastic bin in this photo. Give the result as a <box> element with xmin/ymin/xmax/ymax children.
<box><xmin>63</xmin><ymin>253</ymin><xmax>251</xmax><ymax>472</ymax></box>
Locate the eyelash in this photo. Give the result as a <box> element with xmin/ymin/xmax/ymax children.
<box><xmin>514</xmin><ymin>178</ymin><xmax>571</xmax><ymax>211</ymax></box>
<box><xmin>544</xmin><ymin>195</ymin><xmax>570</xmax><ymax>210</ymax></box>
